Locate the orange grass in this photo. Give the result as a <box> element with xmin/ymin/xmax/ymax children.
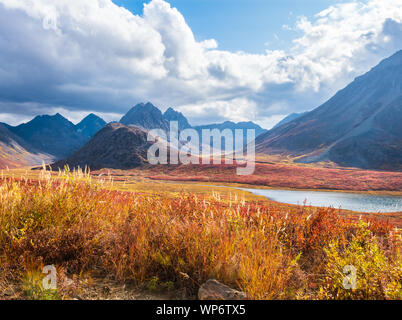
<box><xmin>0</xmin><ymin>169</ymin><xmax>401</xmax><ymax>300</ymax></box>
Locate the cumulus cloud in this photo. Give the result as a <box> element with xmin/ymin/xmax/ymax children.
<box><xmin>178</xmin><ymin>98</ymin><xmax>259</xmax><ymax>125</ymax></box>
<box><xmin>0</xmin><ymin>0</ymin><xmax>401</xmax><ymax>128</ymax></box>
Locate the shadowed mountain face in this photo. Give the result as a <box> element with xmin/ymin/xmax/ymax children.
<box><xmin>0</xmin><ymin>123</ymin><xmax>53</xmax><ymax>168</ymax></box>
<box><xmin>163</xmin><ymin>107</ymin><xmax>191</xmax><ymax>130</ymax></box>
<box><xmin>256</xmin><ymin>50</ymin><xmax>402</xmax><ymax>170</ymax></box>
<box><xmin>76</xmin><ymin>113</ymin><xmax>106</xmax><ymax>140</ymax></box>
<box><xmin>273</xmin><ymin>112</ymin><xmax>308</xmax><ymax>129</ymax></box>
<box><xmin>7</xmin><ymin>113</ymin><xmax>106</xmax><ymax>160</ymax></box>
<box><xmin>9</xmin><ymin>113</ymin><xmax>86</xmax><ymax>159</ymax></box>
<box><xmin>120</xmin><ymin>102</ymin><xmax>169</xmax><ymax>132</ymax></box>
<box><xmin>53</xmin><ymin>123</ymin><xmax>153</xmax><ymax>170</ymax></box>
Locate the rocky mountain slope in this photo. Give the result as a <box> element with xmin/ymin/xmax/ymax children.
<box><xmin>273</xmin><ymin>112</ymin><xmax>308</xmax><ymax>129</ymax></box>
<box><xmin>163</xmin><ymin>107</ymin><xmax>191</xmax><ymax>130</ymax></box>
<box><xmin>120</xmin><ymin>102</ymin><xmax>170</xmax><ymax>132</ymax></box>
<box><xmin>53</xmin><ymin>123</ymin><xmax>153</xmax><ymax>170</ymax></box>
<box><xmin>0</xmin><ymin>123</ymin><xmax>53</xmax><ymax>168</ymax></box>
<box><xmin>256</xmin><ymin>50</ymin><xmax>402</xmax><ymax>170</ymax></box>
<box><xmin>76</xmin><ymin>113</ymin><xmax>106</xmax><ymax>140</ymax></box>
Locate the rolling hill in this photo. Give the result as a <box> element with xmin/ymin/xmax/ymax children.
<box><xmin>0</xmin><ymin>123</ymin><xmax>53</xmax><ymax>169</ymax></box>
<box><xmin>52</xmin><ymin>123</ymin><xmax>154</xmax><ymax>170</ymax></box>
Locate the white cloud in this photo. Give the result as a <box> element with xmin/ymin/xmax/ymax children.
<box><xmin>0</xmin><ymin>0</ymin><xmax>401</xmax><ymax>127</ymax></box>
<box><xmin>177</xmin><ymin>98</ymin><xmax>259</xmax><ymax>125</ymax></box>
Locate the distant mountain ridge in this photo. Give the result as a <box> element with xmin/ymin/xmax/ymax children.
<box><xmin>49</xmin><ymin>103</ymin><xmax>268</xmax><ymax>170</ymax></box>
<box><xmin>1</xmin><ymin>101</ymin><xmax>269</xmax><ymax>169</ymax></box>
<box><xmin>4</xmin><ymin>112</ymin><xmax>106</xmax><ymax>161</ymax></box>
<box><xmin>8</xmin><ymin>113</ymin><xmax>86</xmax><ymax>159</ymax></box>
<box><xmin>119</xmin><ymin>102</ymin><xmax>266</xmax><ymax>142</ymax></box>
<box><xmin>195</xmin><ymin>121</ymin><xmax>267</xmax><ymax>137</ymax></box>
<box><xmin>195</xmin><ymin>121</ymin><xmax>267</xmax><ymax>148</ymax></box>
<box><xmin>256</xmin><ymin>50</ymin><xmax>402</xmax><ymax>170</ymax></box>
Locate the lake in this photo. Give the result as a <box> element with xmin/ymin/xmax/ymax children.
<box><xmin>239</xmin><ymin>188</ymin><xmax>402</xmax><ymax>213</ymax></box>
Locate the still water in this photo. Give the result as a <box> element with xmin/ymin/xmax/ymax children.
<box><xmin>239</xmin><ymin>188</ymin><xmax>402</xmax><ymax>213</ymax></box>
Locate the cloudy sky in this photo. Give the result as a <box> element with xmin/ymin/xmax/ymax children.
<box><xmin>0</xmin><ymin>0</ymin><xmax>401</xmax><ymax>128</ymax></box>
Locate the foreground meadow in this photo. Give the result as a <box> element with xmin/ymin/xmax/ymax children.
<box><xmin>0</xmin><ymin>168</ymin><xmax>401</xmax><ymax>300</ymax></box>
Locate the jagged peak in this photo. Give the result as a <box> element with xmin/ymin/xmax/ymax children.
<box><xmin>78</xmin><ymin>113</ymin><xmax>105</xmax><ymax>124</ymax></box>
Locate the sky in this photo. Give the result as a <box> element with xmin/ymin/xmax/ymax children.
<box><xmin>112</xmin><ymin>0</ymin><xmax>347</xmax><ymax>53</ymax></box>
<box><xmin>0</xmin><ymin>0</ymin><xmax>401</xmax><ymax>129</ymax></box>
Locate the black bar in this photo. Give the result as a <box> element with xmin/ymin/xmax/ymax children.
<box><xmin>0</xmin><ymin>300</ymin><xmax>399</xmax><ymax>319</ymax></box>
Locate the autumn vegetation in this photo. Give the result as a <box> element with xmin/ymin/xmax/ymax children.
<box><xmin>0</xmin><ymin>167</ymin><xmax>400</xmax><ymax>300</ymax></box>
<box><xmin>145</xmin><ymin>162</ymin><xmax>402</xmax><ymax>192</ymax></box>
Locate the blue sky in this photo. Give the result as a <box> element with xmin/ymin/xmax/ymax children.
<box><xmin>112</xmin><ymin>0</ymin><xmax>346</xmax><ymax>53</ymax></box>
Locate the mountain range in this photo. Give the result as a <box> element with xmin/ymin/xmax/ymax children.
<box><xmin>119</xmin><ymin>102</ymin><xmax>266</xmax><ymax>140</ymax></box>
<box><xmin>0</xmin><ymin>102</ymin><xmax>267</xmax><ymax>169</ymax></box>
<box><xmin>195</xmin><ymin>121</ymin><xmax>267</xmax><ymax>150</ymax></box>
<box><xmin>4</xmin><ymin>113</ymin><xmax>106</xmax><ymax>160</ymax></box>
<box><xmin>163</xmin><ymin>107</ymin><xmax>192</xmax><ymax>130</ymax></box>
<box><xmin>1</xmin><ymin>50</ymin><xmax>401</xmax><ymax>171</ymax></box>
<box><xmin>54</xmin><ymin>103</ymin><xmax>267</xmax><ymax>170</ymax></box>
<box><xmin>256</xmin><ymin>50</ymin><xmax>402</xmax><ymax>170</ymax></box>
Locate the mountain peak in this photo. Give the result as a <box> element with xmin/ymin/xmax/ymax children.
<box><xmin>126</xmin><ymin>102</ymin><xmax>159</xmax><ymax>113</ymax></box>
<box><xmin>77</xmin><ymin>113</ymin><xmax>106</xmax><ymax>126</ymax></box>
<box><xmin>163</xmin><ymin>107</ymin><xmax>191</xmax><ymax>130</ymax></box>
<box><xmin>81</xmin><ymin>113</ymin><xmax>101</xmax><ymax>121</ymax></box>
<box><xmin>120</xmin><ymin>102</ymin><xmax>169</xmax><ymax>131</ymax></box>
<box><xmin>76</xmin><ymin>113</ymin><xmax>106</xmax><ymax>139</ymax></box>
<box><xmin>29</xmin><ymin>113</ymin><xmax>72</xmax><ymax>127</ymax></box>
<box><xmin>144</xmin><ymin>102</ymin><xmax>157</xmax><ymax>109</ymax></box>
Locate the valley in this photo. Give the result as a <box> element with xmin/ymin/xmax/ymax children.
<box><xmin>0</xmin><ymin>45</ymin><xmax>401</xmax><ymax>301</ymax></box>
<box><xmin>3</xmin><ymin>165</ymin><xmax>402</xmax><ymax>227</ymax></box>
